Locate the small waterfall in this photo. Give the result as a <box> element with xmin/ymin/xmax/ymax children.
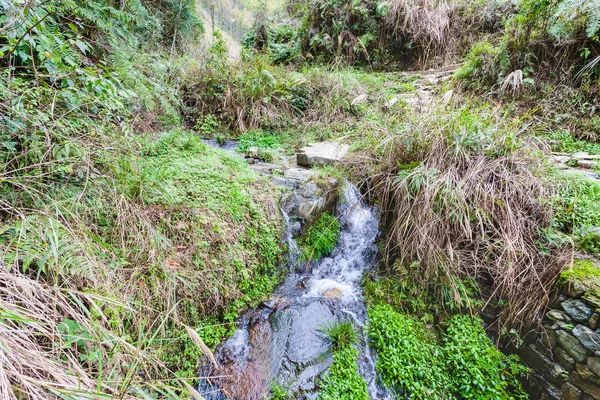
<box><xmin>198</xmin><ymin>181</ymin><xmax>389</xmax><ymax>399</ymax></box>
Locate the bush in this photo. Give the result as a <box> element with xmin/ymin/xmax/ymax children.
<box><xmin>368</xmin><ymin>104</ymin><xmax>570</xmax><ymax>332</ymax></box>
<box><xmin>443</xmin><ymin>315</ymin><xmax>528</xmax><ymax>399</ymax></box>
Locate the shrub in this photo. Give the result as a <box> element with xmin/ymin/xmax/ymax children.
<box><xmin>367</xmin><ymin>305</ymin><xmax>528</xmax><ymax>399</ymax></box>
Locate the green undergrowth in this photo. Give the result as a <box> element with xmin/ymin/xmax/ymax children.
<box><xmin>318</xmin><ymin>320</ymin><xmax>369</xmax><ymax>400</ymax></box>
<box><xmin>367</xmin><ymin>304</ymin><xmax>528</xmax><ymax>400</ymax></box>
<box><xmin>299</xmin><ymin>212</ymin><xmax>340</xmax><ymax>262</ymax></box>
<box><xmin>364</xmin><ymin>266</ymin><xmax>483</xmax><ymax>325</ymax></box>
<box><xmin>553</xmin><ymin>172</ymin><xmax>600</xmax><ymax>255</ymax></box>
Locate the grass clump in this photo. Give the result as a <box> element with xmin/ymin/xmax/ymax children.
<box><xmin>0</xmin><ymin>127</ymin><xmax>283</xmax><ymax>395</ymax></box>
<box><xmin>318</xmin><ymin>321</ymin><xmax>369</xmax><ymax>400</ymax></box>
<box><xmin>366</xmin><ymin>104</ymin><xmax>570</xmax><ymax>333</ymax></box>
<box><xmin>299</xmin><ymin>212</ymin><xmax>341</xmax><ymax>262</ymax></box>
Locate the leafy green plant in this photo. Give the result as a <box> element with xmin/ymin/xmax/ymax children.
<box><xmin>299</xmin><ymin>212</ymin><xmax>340</xmax><ymax>262</ymax></box>
<box><xmin>443</xmin><ymin>315</ymin><xmax>528</xmax><ymax>399</ymax></box>
<box><xmin>368</xmin><ymin>304</ymin><xmax>450</xmax><ymax>399</ymax></box>
<box><xmin>318</xmin><ymin>321</ymin><xmax>369</xmax><ymax>400</ymax></box>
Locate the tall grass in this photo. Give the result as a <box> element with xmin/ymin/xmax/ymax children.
<box><xmin>363</xmin><ymin>104</ymin><xmax>571</xmax><ymax>333</ymax></box>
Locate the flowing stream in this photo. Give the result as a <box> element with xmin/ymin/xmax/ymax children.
<box><xmin>198</xmin><ymin>182</ymin><xmax>388</xmax><ymax>399</ymax></box>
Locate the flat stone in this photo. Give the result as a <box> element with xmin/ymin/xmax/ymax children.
<box><xmin>583</xmin><ymin>294</ymin><xmax>600</xmax><ymax>309</ymax></box>
<box><xmin>574</xmin><ymin>325</ymin><xmax>600</xmax><ymax>353</ymax></box>
<box><xmin>561</xmin><ymin>382</ymin><xmax>583</xmax><ymax>400</ymax></box>
<box><xmin>548</xmin><ymin>309</ymin><xmax>574</xmax><ymax>323</ymax></box>
<box><xmin>557</xmin><ymin>329</ymin><xmax>590</xmax><ymax>362</ymax></box>
<box><xmin>554</xmin><ymin>155</ymin><xmax>571</xmax><ymax>164</ymax></box>
<box><xmin>591</xmin><ymin>314</ymin><xmax>600</xmax><ymax>330</ymax></box>
<box><xmin>249</xmin><ymin>163</ymin><xmax>286</xmax><ymax>175</ymax></box>
<box><xmin>589</xmin><ymin>357</ymin><xmax>600</xmax><ymax>377</ymax></box>
<box><xmin>563</xmin><ymin>299</ymin><xmax>595</xmax><ymax>322</ymax></box>
<box><xmin>297</xmin><ymin>142</ymin><xmax>350</xmax><ymax>168</ymax></box>
<box><xmin>574</xmin><ymin>152</ymin><xmax>591</xmax><ymax>159</ymax></box>
<box><xmin>284</xmin><ymin>167</ymin><xmax>318</xmax><ymax>182</ymax></box>
<box><xmin>578</xmin><ymin>160</ymin><xmax>599</xmax><ymax>169</ymax></box>
<box><xmin>556</xmin><ymin>347</ymin><xmax>576</xmax><ymax>371</ymax></box>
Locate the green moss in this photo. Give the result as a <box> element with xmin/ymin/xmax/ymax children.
<box><xmin>300</xmin><ymin>212</ymin><xmax>340</xmax><ymax>262</ymax></box>
<box><xmin>560</xmin><ymin>259</ymin><xmax>600</xmax><ymax>287</ymax></box>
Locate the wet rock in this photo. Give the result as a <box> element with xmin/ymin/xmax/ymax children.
<box><xmin>588</xmin><ymin>358</ymin><xmax>600</xmax><ymax>377</ymax></box>
<box><xmin>322</xmin><ymin>288</ymin><xmax>342</xmax><ymax>298</ymax></box>
<box><xmin>557</xmin><ymin>329</ymin><xmax>590</xmax><ymax>362</ymax></box>
<box><xmin>521</xmin><ymin>344</ymin><xmax>567</xmax><ymax>385</ymax></box>
<box><xmin>574</xmin><ymin>325</ymin><xmax>600</xmax><ymax>353</ymax></box>
<box><xmin>556</xmin><ymin>347</ymin><xmax>576</xmax><ymax>371</ymax></box>
<box><xmin>286</xmin><ymin>302</ymin><xmax>333</xmax><ymax>366</ymax></box>
<box><xmin>297</xmin><ymin>142</ymin><xmax>350</xmax><ymax>167</ymax></box>
<box><xmin>561</xmin><ymin>383</ymin><xmax>583</xmax><ymax>400</ymax></box>
<box><xmin>591</xmin><ymin>314</ymin><xmax>600</xmax><ymax>331</ymax></box>
<box><xmin>570</xmin><ymin>363</ymin><xmax>600</xmax><ymax>399</ymax></box>
<box><xmin>562</xmin><ymin>299</ymin><xmax>595</xmax><ymax>322</ymax></box>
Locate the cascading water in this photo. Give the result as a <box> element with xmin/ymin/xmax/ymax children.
<box><xmin>198</xmin><ymin>182</ymin><xmax>389</xmax><ymax>399</ymax></box>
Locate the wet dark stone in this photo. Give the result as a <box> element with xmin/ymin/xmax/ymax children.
<box><xmin>562</xmin><ymin>299</ymin><xmax>595</xmax><ymax>323</ymax></box>
<box><xmin>557</xmin><ymin>330</ymin><xmax>590</xmax><ymax>363</ymax></box>
<box><xmin>556</xmin><ymin>348</ymin><xmax>576</xmax><ymax>371</ymax></box>
<box><xmin>561</xmin><ymin>382</ymin><xmax>583</xmax><ymax>400</ymax></box>
<box><xmin>574</xmin><ymin>325</ymin><xmax>600</xmax><ymax>353</ymax></box>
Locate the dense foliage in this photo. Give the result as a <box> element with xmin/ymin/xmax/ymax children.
<box><xmin>318</xmin><ymin>321</ymin><xmax>370</xmax><ymax>400</ymax></box>
<box><xmin>368</xmin><ymin>304</ymin><xmax>527</xmax><ymax>399</ymax></box>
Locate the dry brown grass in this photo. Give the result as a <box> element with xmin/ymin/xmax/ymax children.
<box><xmin>364</xmin><ymin>104</ymin><xmax>572</xmax><ymax>332</ymax></box>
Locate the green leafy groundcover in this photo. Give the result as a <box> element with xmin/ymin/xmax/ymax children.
<box><xmin>367</xmin><ymin>304</ymin><xmax>528</xmax><ymax>400</ymax></box>
<box><xmin>318</xmin><ymin>321</ymin><xmax>369</xmax><ymax>400</ymax></box>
